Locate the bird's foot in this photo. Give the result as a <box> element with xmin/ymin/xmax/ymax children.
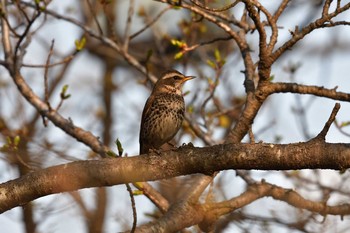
<box><xmin>180</xmin><ymin>142</ymin><xmax>194</xmax><ymax>148</ymax></box>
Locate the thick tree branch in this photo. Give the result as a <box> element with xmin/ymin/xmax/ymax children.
<box><xmin>265</xmin><ymin>82</ymin><xmax>350</xmax><ymax>101</ymax></box>
<box><xmin>1</xmin><ymin>141</ymin><xmax>350</xmax><ymax>213</ymax></box>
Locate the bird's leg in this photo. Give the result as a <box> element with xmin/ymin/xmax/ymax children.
<box><xmin>166</xmin><ymin>142</ymin><xmax>179</xmax><ymax>151</ymax></box>
<box><xmin>149</xmin><ymin>148</ymin><xmax>163</xmax><ymax>156</ymax></box>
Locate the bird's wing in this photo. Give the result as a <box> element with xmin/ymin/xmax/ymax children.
<box><xmin>141</xmin><ymin>94</ymin><xmax>154</xmax><ymax>123</ymax></box>
<box><xmin>139</xmin><ymin>94</ymin><xmax>155</xmax><ymax>153</ymax></box>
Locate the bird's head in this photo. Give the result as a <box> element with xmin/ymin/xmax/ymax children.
<box><xmin>153</xmin><ymin>70</ymin><xmax>195</xmax><ymax>95</ymax></box>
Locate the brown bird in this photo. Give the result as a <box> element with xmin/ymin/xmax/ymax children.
<box><xmin>139</xmin><ymin>70</ymin><xmax>195</xmax><ymax>154</ymax></box>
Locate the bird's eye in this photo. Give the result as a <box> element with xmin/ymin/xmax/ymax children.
<box><xmin>173</xmin><ymin>75</ymin><xmax>182</xmax><ymax>80</ymax></box>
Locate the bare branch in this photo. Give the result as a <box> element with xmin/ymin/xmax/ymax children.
<box><xmin>130</xmin><ymin>6</ymin><xmax>171</xmax><ymax>40</ymax></box>
<box><xmin>123</xmin><ymin>0</ymin><xmax>134</xmax><ymax>50</ymax></box>
<box><xmin>313</xmin><ymin>103</ymin><xmax>340</xmax><ymax>141</ymax></box>
<box><xmin>10</xmin><ymin>71</ymin><xmax>110</xmax><ymax>156</ymax></box>
<box><xmin>189</xmin><ymin>0</ymin><xmax>239</xmax><ymax>12</ymax></box>
<box><xmin>273</xmin><ymin>0</ymin><xmax>290</xmax><ymax>21</ymax></box>
<box><xmin>271</xmin><ymin>2</ymin><xmax>350</xmax><ymax>64</ymax></box>
<box><xmin>44</xmin><ymin>40</ymin><xmax>55</xmax><ymax>109</ymax></box>
<box><xmin>85</xmin><ymin>0</ymin><xmax>104</xmax><ymax>35</ymax></box>
<box><xmin>265</xmin><ymin>82</ymin><xmax>350</xmax><ymax>102</ymax></box>
<box><xmin>21</xmin><ymin>1</ymin><xmax>158</xmax><ymax>82</ymax></box>
<box><xmin>1</xmin><ymin>0</ymin><xmax>13</xmax><ymax>63</ymax></box>
<box><xmin>133</xmin><ymin>182</ymin><xmax>170</xmax><ymax>213</ymax></box>
<box><xmin>126</xmin><ymin>183</ymin><xmax>137</xmax><ymax>233</ymax></box>
<box><xmin>209</xmin><ymin>180</ymin><xmax>350</xmax><ymax>219</ymax></box>
<box><xmin>2</xmin><ymin>141</ymin><xmax>350</xmax><ymax>213</ymax></box>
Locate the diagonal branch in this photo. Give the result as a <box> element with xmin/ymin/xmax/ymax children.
<box><xmin>11</xmin><ymin>72</ymin><xmax>110</xmax><ymax>156</ymax></box>
<box><xmin>312</xmin><ymin>103</ymin><xmax>340</xmax><ymax>141</ymax></box>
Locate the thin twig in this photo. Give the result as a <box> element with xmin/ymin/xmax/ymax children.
<box><xmin>21</xmin><ymin>1</ymin><xmax>158</xmax><ymax>83</ymax></box>
<box><xmin>334</xmin><ymin>119</ymin><xmax>350</xmax><ymax>138</ymax></box>
<box><xmin>270</xmin><ymin>1</ymin><xmax>350</xmax><ymax>65</ymax></box>
<box><xmin>181</xmin><ymin>36</ymin><xmax>233</xmax><ymax>53</ymax></box>
<box><xmin>184</xmin><ymin>115</ymin><xmax>216</xmax><ymax>146</ymax></box>
<box><xmin>1</xmin><ymin>0</ymin><xmax>13</xmax><ymax>62</ymax></box>
<box><xmin>22</xmin><ymin>53</ymin><xmax>77</xmax><ymax>68</ymax></box>
<box><xmin>125</xmin><ymin>183</ymin><xmax>137</xmax><ymax>233</ymax></box>
<box><xmin>200</xmin><ymin>70</ymin><xmax>221</xmax><ymax>130</ymax></box>
<box><xmin>86</xmin><ymin>0</ymin><xmax>103</xmax><ymax>35</ymax></box>
<box><xmin>14</xmin><ymin>8</ymin><xmax>41</xmax><ymax>65</ymax></box>
<box><xmin>123</xmin><ymin>0</ymin><xmax>134</xmax><ymax>51</ymax></box>
<box><xmin>130</xmin><ymin>6</ymin><xmax>171</xmax><ymax>40</ymax></box>
<box><xmin>44</xmin><ymin>40</ymin><xmax>55</xmax><ymax>108</ymax></box>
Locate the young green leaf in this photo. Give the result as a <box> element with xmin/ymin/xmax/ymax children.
<box><xmin>174</xmin><ymin>52</ymin><xmax>183</xmax><ymax>60</ymax></box>
<box><xmin>206</xmin><ymin>59</ymin><xmax>216</xmax><ymax>69</ymax></box>
<box><xmin>75</xmin><ymin>37</ymin><xmax>86</xmax><ymax>51</ymax></box>
<box><xmin>106</xmin><ymin>151</ymin><xmax>117</xmax><ymax>157</ymax></box>
<box><xmin>13</xmin><ymin>136</ymin><xmax>20</xmax><ymax>147</ymax></box>
<box><xmin>116</xmin><ymin>138</ymin><xmax>124</xmax><ymax>156</ymax></box>
<box><xmin>60</xmin><ymin>84</ymin><xmax>71</xmax><ymax>99</ymax></box>
<box><xmin>132</xmin><ymin>190</ymin><xmax>144</xmax><ymax>195</ymax></box>
<box><xmin>214</xmin><ymin>49</ymin><xmax>221</xmax><ymax>62</ymax></box>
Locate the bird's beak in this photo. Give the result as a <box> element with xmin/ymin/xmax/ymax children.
<box><xmin>182</xmin><ymin>75</ymin><xmax>196</xmax><ymax>83</ymax></box>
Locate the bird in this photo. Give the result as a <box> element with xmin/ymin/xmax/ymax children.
<box><xmin>139</xmin><ymin>70</ymin><xmax>195</xmax><ymax>154</ymax></box>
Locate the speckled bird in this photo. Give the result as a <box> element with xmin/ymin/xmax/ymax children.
<box><xmin>139</xmin><ymin>70</ymin><xmax>195</xmax><ymax>154</ymax></box>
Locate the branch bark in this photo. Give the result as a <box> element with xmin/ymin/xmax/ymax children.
<box><xmin>1</xmin><ymin>140</ymin><xmax>350</xmax><ymax>213</ymax></box>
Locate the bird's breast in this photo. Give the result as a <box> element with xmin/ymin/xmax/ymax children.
<box><xmin>143</xmin><ymin>93</ymin><xmax>185</xmax><ymax>145</ymax></box>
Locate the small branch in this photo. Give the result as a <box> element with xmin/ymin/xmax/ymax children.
<box><xmin>322</xmin><ymin>0</ymin><xmax>333</xmax><ymax>17</ymax></box>
<box><xmin>270</xmin><ymin>1</ymin><xmax>350</xmax><ymax>64</ymax></box>
<box><xmin>133</xmin><ymin>182</ymin><xmax>170</xmax><ymax>213</ymax></box>
<box><xmin>313</xmin><ymin>103</ymin><xmax>340</xmax><ymax>141</ymax></box>
<box><xmin>14</xmin><ymin>9</ymin><xmax>41</xmax><ymax>65</ymax></box>
<box><xmin>1</xmin><ymin>0</ymin><xmax>13</xmax><ymax>63</ymax></box>
<box><xmin>236</xmin><ymin>170</ymin><xmax>256</xmax><ymax>185</ymax></box>
<box><xmin>208</xmin><ymin>180</ymin><xmax>350</xmax><ymax>219</ymax></box>
<box><xmin>200</xmin><ymin>70</ymin><xmax>221</xmax><ymax>130</ymax></box>
<box><xmin>125</xmin><ymin>183</ymin><xmax>137</xmax><ymax>233</ymax></box>
<box><xmin>22</xmin><ymin>1</ymin><xmax>158</xmax><ymax>83</ymax></box>
<box><xmin>265</xmin><ymin>82</ymin><xmax>350</xmax><ymax>102</ymax></box>
<box><xmin>123</xmin><ymin>0</ymin><xmax>134</xmax><ymax>51</ymax></box>
<box><xmin>189</xmin><ymin>0</ymin><xmax>239</xmax><ymax>12</ymax></box>
<box><xmin>22</xmin><ymin>53</ymin><xmax>77</xmax><ymax>68</ymax></box>
<box><xmin>86</xmin><ymin>0</ymin><xmax>103</xmax><ymax>35</ymax></box>
<box><xmin>334</xmin><ymin>119</ymin><xmax>350</xmax><ymax>138</ymax></box>
<box><xmin>130</xmin><ymin>6</ymin><xmax>171</xmax><ymax>40</ymax></box>
<box><xmin>11</xmin><ymin>72</ymin><xmax>109</xmax><ymax>156</ymax></box>
<box><xmin>273</xmin><ymin>0</ymin><xmax>290</xmax><ymax>21</ymax></box>
<box><xmin>180</xmin><ymin>36</ymin><xmax>233</xmax><ymax>54</ymax></box>
<box><xmin>184</xmin><ymin>115</ymin><xmax>216</xmax><ymax>146</ymax></box>
<box><xmin>44</xmin><ymin>40</ymin><xmax>55</xmax><ymax>109</ymax></box>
